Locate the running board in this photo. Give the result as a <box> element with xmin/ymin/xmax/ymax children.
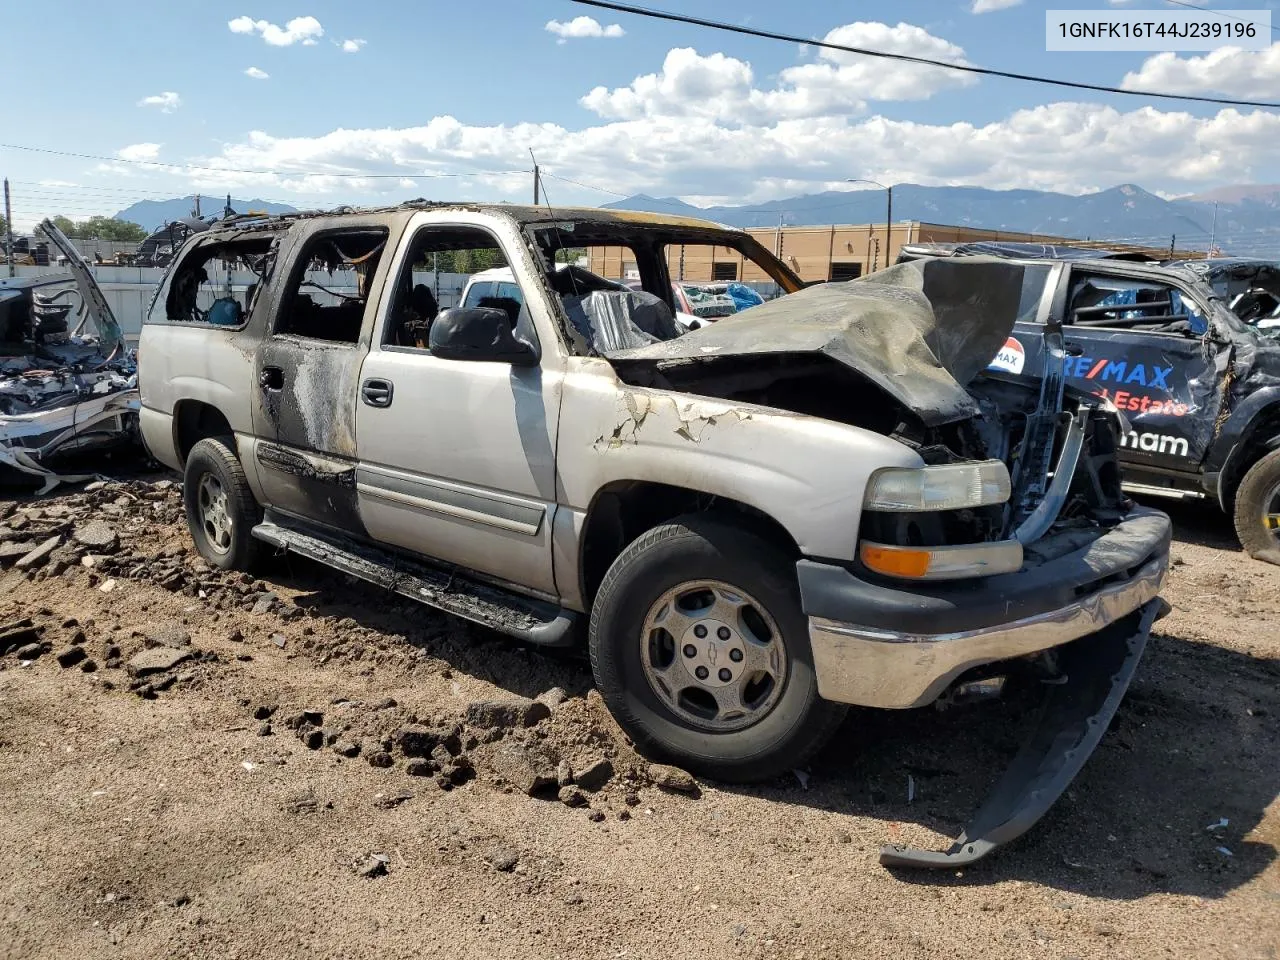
<box><xmin>879</xmin><ymin>597</ymin><xmax>1165</xmax><ymax>869</ymax></box>
<box><xmin>251</xmin><ymin>518</ymin><xmax>578</xmax><ymax>648</ymax></box>
<box><xmin>1121</xmin><ymin>481</ymin><xmax>1206</xmax><ymax>501</ymax></box>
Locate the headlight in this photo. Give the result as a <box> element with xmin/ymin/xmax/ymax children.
<box><xmin>863</xmin><ymin>460</ymin><xmax>1011</xmax><ymax>513</ymax></box>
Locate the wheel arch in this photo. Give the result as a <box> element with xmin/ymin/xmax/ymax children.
<box><xmin>1214</xmin><ymin>394</ymin><xmax>1280</xmax><ymax>512</ymax></box>
<box><xmin>173</xmin><ymin>399</ymin><xmax>236</xmax><ymax>465</ymax></box>
<box><xmin>578</xmin><ymin>479</ymin><xmax>800</xmax><ymax>612</ymax></box>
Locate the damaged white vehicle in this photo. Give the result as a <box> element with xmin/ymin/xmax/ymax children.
<box><xmin>137</xmin><ymin>203</ymin><xmax>1172</xmax><ymax>868</ymax></box>
<box><xmin>0</xmin><ymin>219</ymin><xmax>140</xmax><ymax>490</ymax></box>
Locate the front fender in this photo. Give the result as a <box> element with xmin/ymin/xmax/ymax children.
<box><xmin>556</xmin><ymin>364</ymin><xmax>925</xmax><ymax>562</ymax></box>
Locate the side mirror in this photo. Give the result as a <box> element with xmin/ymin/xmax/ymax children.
<box><xmin>428</xmin><ymin>307</ymin><xmax>538</xmax><ymax>366</ymax></box>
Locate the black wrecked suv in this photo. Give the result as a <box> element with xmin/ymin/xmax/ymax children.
<box><xmin>899</xmin><ymin>242</ymin><xmax>1280</xmax><ymax>563</ymax></box>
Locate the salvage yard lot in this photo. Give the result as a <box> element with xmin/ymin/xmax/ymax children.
<box><xmin>0</xmin><ymin>478</ymin><xmax>1276</xmax><ymax>960</ymax></box>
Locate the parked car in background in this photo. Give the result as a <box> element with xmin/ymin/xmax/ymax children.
<box><xmin>137</xmin><ymin>203</ymin><xmax>1170</xmax><ymax>868</ymax></box>
<box><xmin>898</xmin><ymin>242</ymin><xmax>1280</xmax><ymax>562</ymax></box>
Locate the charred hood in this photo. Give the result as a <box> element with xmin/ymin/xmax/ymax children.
<box><xmin>604</xmin><ymin>258</ymin><xmax>1028</xmax><ymax>428</ymax></box>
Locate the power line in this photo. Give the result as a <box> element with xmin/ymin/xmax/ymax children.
<box><xmin>0</xmin><ymin>142</ymin><xmax>529</xmax><ymax>181</ymax></box>
<box><xmin>1159</xmin><ymin>0</ymin><xmax>1279</xmax><ymax>34</ymax></box>
<box><xmin>568</xmin><ymin>0</ymin><xmax>1280</xmax><ymax>109</ymax></box>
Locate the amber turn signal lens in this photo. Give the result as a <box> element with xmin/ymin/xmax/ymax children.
<box><xmin>860</xmin><ymin>543</ymin><xmax>931</xmax><ymax>578</ymax></box>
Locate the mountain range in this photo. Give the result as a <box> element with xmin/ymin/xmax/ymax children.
<box><xmin>603</xmin><ymin>183</ymin><xmax>1280</xmax><ymax>257</ymax></box>
<box><xmin>112</xmin><ymin>184</ymin><xmax>1280</xmax><ymax>257</ymax></box>
<box><xmin>115</xmin><ymin>196</ymin><xmax>298</xmax><ymax>231</ymax></box>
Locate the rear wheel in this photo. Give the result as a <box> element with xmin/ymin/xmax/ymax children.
<box><xmin>588</xmin><ymin>514</ymin><xmax>847</xmax><ymax>783</ymax></box>
<box><xmin>183</xmin><ymin>437</ymin><xmax>262</xmax><ymax>571</ymax></box>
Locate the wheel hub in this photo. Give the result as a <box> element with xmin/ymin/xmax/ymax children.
<box><xmin>678</xmin><ymin>618</ymin><xmax>746</xmax><ymax>687</ymax></box>
<box><xmin>197</xmin><ymin>473</ymin><xmax>233</xmax><ymax>554</ymax></box>
<box><xmin>640</xmin><ymin>579</ymin><xmax>787</xmax><ymax>733</ymax></box>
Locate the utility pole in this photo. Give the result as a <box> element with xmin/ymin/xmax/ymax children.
<box><xmin>1207</xmin><ymin>201</ymin><xmax>1219</xmax><ymax>259</ymax></box>
<box><xmin>3</xmin><ymin>178</ymin><xmax>14</xmax><ymax>277</ymax></box>
<box><xmin>193</xmin><ymin>194</ymin><xmax>202</xmax><ymax>218</ymax></box>
<box><xmin>884</xmin><ymin>185</ymin><xmax>893</xmax><ymax>263</ymax></box>
<box><xmin>532</xmin><ymin>164</ymin><xmax>541</xmax><ymax>205</ymax></box>
<box><xmin>775</xmin><ymin>212</ymin><xmax>784</xmax><ymax>258</ymax></box>
<box><xmin>846</xmin><ymin>178</ymin><xmax>892</xmax><ymax>271</ymax></box>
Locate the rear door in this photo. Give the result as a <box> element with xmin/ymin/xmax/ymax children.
<box><xmin>249</xmin><ymin>217</ymin><xmax>397</xmax><ymax>531</ymax></box>
<box><xmin>352</xmin><ymin>212</ymin><xmax>565</xmax><ymax>598</ymax></box>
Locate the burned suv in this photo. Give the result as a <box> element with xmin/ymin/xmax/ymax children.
<box><xmin>137</xmin><ymin>203</ymin><xmax>1170</xmax><ymax>867</ymax></box>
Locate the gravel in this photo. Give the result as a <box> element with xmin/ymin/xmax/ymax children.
<box><xmin>0</xmin><ymin>480</ymin><xmax>1275</xmax><ymax>960</ymax></box>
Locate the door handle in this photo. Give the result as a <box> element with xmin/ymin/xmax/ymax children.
<box><xmin>260</xmin><ymin>366</ymin><xmax>284</xmax><ymax>390</ymax></box>
<box><xmin>1064</xmin><ymin>341</ymin><xmax>1084</xmax><ymax>357</ymax></box>
<box><xmin>361</xmin><ymin>378</ymin><xmax>394</xmax><ymax>408</ymax></box>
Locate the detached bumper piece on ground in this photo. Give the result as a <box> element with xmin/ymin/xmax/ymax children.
<box><xmin>880</xmin><ymin>598</ymin><xmax>1168</xmax><ymax>869</ymax></box>
<box><xmin>0</xmin><ymin>220</ymin><xmax>140</xmax><ymax>492</ymax></box>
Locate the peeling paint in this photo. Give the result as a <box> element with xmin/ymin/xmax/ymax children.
<box><xmin>594</xmin><ymin>390</ymin><xmax>753</xmax><ymax>449</ymax></box>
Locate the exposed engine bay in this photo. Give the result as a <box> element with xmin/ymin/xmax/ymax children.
<box><xmin>603</xmin><ymin>257</ymin><xmax>1129</xmax><ymax>558</ymax></box>
<box><xmin>0</xmin><ymin>220</ymin><xmax>140</xmax><ymax>490</ymax></box>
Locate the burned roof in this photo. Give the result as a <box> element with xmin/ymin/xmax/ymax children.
<box><xmin>201</xmin><ymin>199</ymin><xmax>737</xmax><ymax>236</ymax></box>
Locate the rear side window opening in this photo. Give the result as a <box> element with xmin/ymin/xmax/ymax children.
<box><xmin>275</xmin><ymin>228</ymin><xmax>390</xmax><ymax>344</ymax></box>
<box><xmin>153</xmin><ymin>236</ymin><xmax>276</xmax><ymax>328</ymax></box>
<box><xmin>1068</xmin><ymin>273</ymin><xmax>1207</xmax><ymax>336</ymax></box>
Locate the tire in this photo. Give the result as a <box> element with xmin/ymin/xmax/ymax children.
<box><xmin>183</xmin><ymin>437</ymin><xmax>263</xmax><ymax>571</ymax></box>
<box><xmin>588</xmin><ymin>514</ymin><xmax>847</xmax><ymax>783</ymax></box>
<box><xmin>1232</xmin><ymin>447</ymin><xmax>1280</xmax><ymax>564</ymax></box>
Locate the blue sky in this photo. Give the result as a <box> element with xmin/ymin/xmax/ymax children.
<box><xmin>4</xmin><ymin>0</ymin><xmax>1279</xmax><ymax>229</ymax></box>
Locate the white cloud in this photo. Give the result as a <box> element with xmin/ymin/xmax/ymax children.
<box><xmin>102</xmin><ymin>30</ymin><xmax>1280</xmax><ymax>208</ymax></box>
<box><xmin>1122</xmin><ymin>44</ymin><xmax>1280</xmax><ymax>98</ymax></box>
<box><xmin>117</xmin><ymin>143</ymin><xmax>162</xmax><ymax>162</ymax></box>
<box><xmin>228</xmin><ymin>15</ymin><xmax>323</xmax><ymax>46</ymax></box>
<box><xmin>181</xmin><ymin>98</ymin><xmax>1280</xmax><ymax>205</ymax></box>
<box><xmin>971</xmin><ymin>0</ymin><xmax>1022</xmax><ymax>11</ymax></box>
<box><xmin>244</xmin><ymin>66</ymin><xmax>270</xmax><ymax>80</ymax></box>
<box><xmin>38</xmin><ymin>179</ymin><xmax>78</xmax><ymax>188</ymax></box>
<box><xmin>340</xmin><ymin>38</ymin><xmax>366</xmax><ymax>53</ymax></box>
<box><xmin>137</xmin><ymin>91</ymin><xmax>181</xmax><ymax>113</ymax></box>
<box><xmin>545</xmin><ymin>16</ymin><xmax>625</xmax><ymax>43</ymax></box>
<box><xmin>581</xmin><ymin>24</ymin><xmax>973</xmax><ymax>123</ymax></box>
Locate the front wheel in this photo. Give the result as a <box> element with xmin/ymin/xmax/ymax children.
<box><xmin>183</xmin><ymin>437</ymin><xmax>263</xmax><ymax>571</ymax></box>
<box><xmin>1232</xmin><ymin>447</ymin><xmax>1280</xmax><ymax>564</ymax></box>
<box><xmin>588</xmin><ymin>514</ymin><xmax>847</xmax><ymax>783</ymax></box>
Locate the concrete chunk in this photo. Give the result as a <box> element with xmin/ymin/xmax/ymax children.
<box><xmin>15</xmin><ymin>536</ymin><xmax>61</xmax><ymax>571</ymax></box>
<box><xmin>127</xmin><ymin>646</ymin><xmax>194</xmax><ymax>678</ymax></box>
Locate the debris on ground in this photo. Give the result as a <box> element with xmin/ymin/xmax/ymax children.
<box><xmin>647</xmin><ymin>763</ymin><xmax>699</xmax><ymax>794</ymax></box>
<box><xmin>0</xmin><ymin>476</ymin><xmax>1275</xmax><ymax>958</ymax></box>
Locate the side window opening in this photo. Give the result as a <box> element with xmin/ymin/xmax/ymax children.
<box><xmin>159</xmin><ymin>236</ymin><xmax>275</xmax><ymax>326</ymax></box>
<box><xmin>383</xmin><ymin>227</ymin><xmax>524</xmax><ymax>351</ymax></box>
<box><xmin>1068</xmin><ymin>273</ymin><xmax>1206</xmax><ymax>336</ymax></box>
<box><xmin>1015</xmin><ymin>264</ymin><xmax>1054</xmax><ymax>324</ymax></box>
<box><xmin>276</xmin><ymin>228</ymin><xmax>389</xmax><ymax>344</ymax></box>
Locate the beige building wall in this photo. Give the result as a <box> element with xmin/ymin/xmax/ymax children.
<box><xmin>587</xmin><ymin>221</ymin><xmax>1202</xmax><ymax>284</ymax></box>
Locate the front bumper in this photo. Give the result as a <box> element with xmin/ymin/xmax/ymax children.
<box><xmin>800</xmin><ymin>506</ymin><xmax>1171</xmax><ymax>709</ymax></box>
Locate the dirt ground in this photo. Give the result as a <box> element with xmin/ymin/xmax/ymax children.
<box><xmin>0</xmin><ymin>475</ymin><xmax>1276</xmax><ymax>960</ymax></box>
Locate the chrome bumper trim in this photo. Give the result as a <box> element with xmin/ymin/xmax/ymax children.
<box><xmin>808</xmin><ymin>553</ymin><xmax>1168</xmax><ymax>710</ymax></box>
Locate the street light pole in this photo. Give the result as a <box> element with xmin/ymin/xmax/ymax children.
<box><xmin>847</xmin><ymin>178</ymin><xmax>892</xmax><ymax>269</ymax></box>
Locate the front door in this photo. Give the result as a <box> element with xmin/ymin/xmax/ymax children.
<box><xmin>250</xmin><ymin>221</ymin><xmax>394</xmax><ymax>531</ymax></box>
<box><xmin>353</xmin><ymin>217</ymin><xmax>564</xmax><ymax>598</ymax></box>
